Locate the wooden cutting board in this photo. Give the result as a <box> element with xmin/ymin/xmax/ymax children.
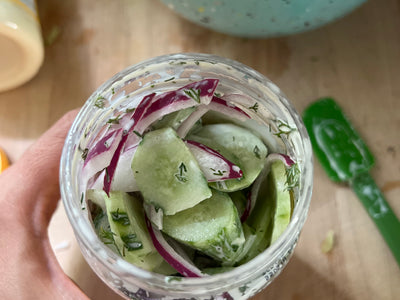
<box><xmin>1</xmin><ymin>0</ymin><xmax>399</xmax><ymax>299</ymax></box>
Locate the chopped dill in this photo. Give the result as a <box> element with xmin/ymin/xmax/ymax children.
<box><xmin>286</xmin><ymin>162</ymin><xmax>300</xmax><ymax>191</ymax></box>
<box><xmin>111</xmin><ymin>209</ymin><xmax>130</xmax><ymax>226</ymax></box>
<box><xmin>253</xmin><ymin>145</ymin><xmax>261</xmax><ymax>159</ymax></box>
<box><xmin>106</xmin><ymin>115</ymin><xmax>122</xmax><ymax>125</ymax></box>
<box><xmin>248</xmin><ymin>102</ymin><xmax>259</xmax><ymax>112</ymax></box>
<box><xmin>274</xmin><ymin>120</ymin><xmax>297</xmax><ymax>138</ymax></box>
<box><xmin>125</xmin><ymin>107</ymin><xmax>135</xmax><ymax>113</ymax></box>
<box><xmin>121</xmin><ymin>234</ymin><xmax>143</xmax><ymax>251</ymax></box>
<box><xmin>184</xmin><ymin>88</ymin><xmax>201</xmax><ymax>103</ymax></box>
<box><xmin>133</xmin><ymin>130</ymin><xmax>143</xmax><ymax>138</ymax></box>
<box><xmin>175</xmin><ymin>162</ymin><xmax>188</xmax><ymax>182</ymax></box>
<box><xmin>210</xmin><ymin>168</ymin><xmax>226</xmax><ymax>176</ymax></box>
<box><xmin>94</xmin><ymin>95</ymin><xmax>106</xmax><ymax>108</ymax></box>
<box><xmin>81</xmin><ymin>148</ymin><xmax>89</xmax><ymax>160</ymax></box>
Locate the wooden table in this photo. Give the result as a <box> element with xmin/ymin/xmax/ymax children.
<box><xmin>1</xmin><ymin>0</ymin><xmax>399</xmax><ymax>299</ymax></box>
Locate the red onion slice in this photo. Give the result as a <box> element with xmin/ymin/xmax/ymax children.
<box><xmin>209</xmin><ymin>96</ymin><xmax>250</xmax><ymax>121</ymax></box>
<box><xmin>103</xmin><ymin>133</ymin><xmax>129</xmax><ymax>195</ymax></box>
<box><xmin>145</xmin><ymin>216</ymin><xmax>204</xmax><ymax>278</ymax></box>
<box><xmin>176</xmin><ymin>105</ymin><xmax>209</xmax><ymax>138</ymax></box>
<box><xmin>81</xmin><ymin>129</ymin><xmax>123</xmax><ymax>189</ymax></box>
<box><xmin>110</xmin><ymin>145</ymin><xmax>138</xmax><ymax>192</ymax></box>
<box><xmin>186</xmin><ymin>140</ymin><xmax>243</xmax><ymax>182</ymax></box>
<box><xmin>133</xmin><ymin>79</ymin><xmax>219</xmax><ymax>136</ymax></box>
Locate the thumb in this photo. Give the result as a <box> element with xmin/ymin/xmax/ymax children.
<box><xmin>0</xmin><ymin>109</ymin><xmax>80</xmax><ymax>236</ymax></box>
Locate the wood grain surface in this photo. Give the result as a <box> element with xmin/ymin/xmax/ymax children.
<box><xmin>0</xmin><ymin>0</ymin><xmax>399</xmax><ymax>299</ymax></box>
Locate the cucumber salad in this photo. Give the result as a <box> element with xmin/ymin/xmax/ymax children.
<box><xmin>81</xmin><ymin>78</ymin><xmax>300</xmax><ymax>277</ymax></box>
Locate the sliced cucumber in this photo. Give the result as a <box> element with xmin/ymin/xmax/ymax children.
<box><xmin>92</xmin><ymin>209</ymin><xmax>119</xmax><ymax>254</ymax></box>
<box><xmin>229</xmin><ymin>223</ymin><xmax>257</xmax><ymax>265</ymax></box>
<box><xmin>86</xmin><ymin>189</ymin><xmax>107</xmax><ymax>211</ymax></box>
<box><xmin>203</xmin><ymin>266</ymin><xmax>235</xmax><ymax>275</ymax></box>
<box><xmin>151</xmin><ymin>107</ymin><xmax>196</xmax><ymax>131</ymax></box>
<box><xmin>103</xmin><ymin>191</ymin><xmax>164</xmax><ymax>271</ymax></box>
<box><xmin>132</xmin><ymin>127</ymin><xmax>212</xmax><ymax>215</ymax></box>
<box><xmin>162</xmin><ymin>190</ymin><xmax>245</xmax><ymax>265</ymax></box>
<box><xmin>188</xmin><ymin>123</ymin><xmax>268</xmax><ymax>192</ymax></box>
<box><xmin>269</xmin><ymin>160</ymin><xmax>292</xmax><ymax>244</ymax></box>
<box><xmin>230</xmin><ymin>190</ymin><xmax>248</xmax><ymax>218</ymax></box>
<box><xmin>241</xmin><ymin>160</ymin><xmax>292</xmax><ymax>263</ymax></box>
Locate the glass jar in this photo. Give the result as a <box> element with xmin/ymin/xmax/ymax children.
<box><xmin>60</xmin><ymin>53</ymin><xmax>313</xmax><ymax>300</ymax></box>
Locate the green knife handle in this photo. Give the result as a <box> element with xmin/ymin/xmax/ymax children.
<box><xmin>351</xmin><ymin>172</ymin><xmax>400</xmax><ymax>267</ymax></box>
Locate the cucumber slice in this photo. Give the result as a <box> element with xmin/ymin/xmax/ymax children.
<box><xmin>162</xmin><ymin>190</ymin><xmax>245</xmax><ymax>265</ymax></box>
<box><xmin>203</xmin><ymin>267</ymin><xmax>235</xmax><ymax>275</ymax></box>
<box><xmin>188</xmin><ymin>123</ymin><xmax>268</xmax><ymax>192</ymax></box>
<box><xmin>241</xmin><ymin>160</ymin><xmax>292</xmax><ymax>263</ymax></box>
<box><xmin>92</xmin><ymin>209</ymin><xmax>120</xmax><ymax>254</ymax></box>
<box><xmin>132</xmin><ymin>127</ymin><xmax>212</xmax><ymax>215</ymax></box>
<box><xmin>230</xmin><ymin>190</ymin><xmax>248</xmax><ymax>218</ymax></box>
<box><xmin>269</xmin><ymin>160</ymin><xmax>292</xmax><ymax>244</ymax></box>
<box><xmin>151</xmin><ymin>107</ymin><xmax>196</xmax><ymax>131</ymax></box>
<box><xmin>229</xmin><ymin>223</ymin><xmax>257</xmax><ymax>265</ymax></box>
<box><xmin>103</xmin><ymin>191</ymin><xmax>164</xmax><ymax>271</ymax></box>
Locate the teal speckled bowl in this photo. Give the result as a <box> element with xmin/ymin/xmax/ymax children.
<box><xmin>160</xmin><ymin>0</ymin><xmax>366</xmax><ymax>38</ymax></box>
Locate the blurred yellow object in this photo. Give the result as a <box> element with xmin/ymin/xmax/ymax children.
<box><xmin>0</xmin><ymin>147</ymin><xmax>10</xmax><ymax>173</ymax></box>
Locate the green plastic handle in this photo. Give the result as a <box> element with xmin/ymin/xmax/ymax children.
<box><xmin>351</xmin><ymin>172</ymin><xmax>400</xmax><ymax>266</ymax></box>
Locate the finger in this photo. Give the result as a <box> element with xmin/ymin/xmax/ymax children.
<box><xmin>0</xmin><ymin>109</ymin><xmax>80</xmax><ymax>236</ymax></box>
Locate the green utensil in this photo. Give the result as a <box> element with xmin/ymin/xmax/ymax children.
<box><xmin>303</xmin><ymin>98</ymin><xmax>400</xmax><ymax>266</ymax></box>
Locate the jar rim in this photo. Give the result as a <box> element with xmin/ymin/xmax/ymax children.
<box><xmin>60</xmin><ymin>52</ymin><xmax>313</xmax><ymax>294</ymax></box>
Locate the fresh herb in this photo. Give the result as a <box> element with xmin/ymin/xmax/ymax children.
<box><xmin>253</xmin><ymin>145</ymin><xmax>261</xmax><ymax>159</ymax></box>
<box><xmin>111</xmin><ymin>87</ymin><xmax>115</xmax><ymax>95</ymax></box>
<box><xmin>164</xmin><ymin>77</ymin><xmax>175</xmax><ymax>82</ymax></box>
<box><xmin>99</xmin><ymin>227</ymin><xmax>115</xmax><ymax>245</ymax></box>
<box><xmin>248</xmin><ymin>102</ymin><xmax>259</xmax><ymax>112</ymax></box>
<box><xmin>133</xmin><ymin>130</ymin><xmax>143</xmax><ymax>138</ymax></box>
<box><xmin>175</xmin><ymin>162</ymin><xmax>188</xmax><ymax>182</ymax></box>
<box><xmin>94</xmin><ymin>95</ymin><xmax>106</xmax><ymax>108</ymax></box>
<box><xmin>274</xmin><ymin>120</ymin><xmax>296</xmax><ymax>138</ymax></box>
<box><xmin>165</xmin><ymin>276</ymin><xmax>183</xmax><ymax>283</ymax></box>
<box><xmin>111</xmin><ymin>209</ymin><xmax>130</xmax><ymax>226</ymax></box>
<box><xmin>107</xmin><ymin>115</ymin><xmax>122</xmax><ymax>125</ymax></box>
<box><xmin>80</xmin><ymin>192</ymin><xmax>84</xmax><ymax>206</ymax></box>
<box><xmin>239</xmin><ymin>285</ymin><xmax>249</xmax><ymax>296</ymax></box>
<box><xmin>285</xmin><ymin>162</ymin><xmax>300</xmax><ymax>191</ymax></box>
<box><xmin>194</xmin><ymin>60</ymin><xmax>200</xmax><ymax>66</ymax></box>
<box><xmin>210</xmin><ymin>168</ymin><xmax>226</xmax><ymax>176</ymax></box>
<box><xmin>168</xmin><ymin>61</ymin><xmax>187</xmax><ymax>65</ymax></box>
<box><xmin>98</xmin><ymin>227</ymin><xmax>122</xmax><ymax>256</ymax></box>
<box><xmin>121</xmin><ymin>234</ymin><xmax>143</xmax><ymax>251</ymax></box>
<box><xmin>81</xmin><ymin>148</ymin><xmax>89</xmax><ymax>160</ymax></box>
<box><xmin>214</xmin><ymin>92</ymin><xmax>222</xmax><ymax>98</ymax></box>
<box><xmin>125</xmin><ymin>107</ymin><xmax>135</xmax><ymax>113</ymax></box>
<box><xmin>184</xmin><ymin>88</ymin><xmax>201</xmax><ymax>103</ymax></box>
<box><xmin>93</xmin><ymin>210</ymin><xmax>105</xmax><ymax>229</ymax></box>
<box><xmin>150</xmin><ymin>84</ymin><xmax>155</xmax><ymax>88</ymax></box>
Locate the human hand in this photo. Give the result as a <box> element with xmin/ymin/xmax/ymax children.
<box><xmin>0</xmin><ymin>110</ymin><xmax>89</xmax><ymax>300</ymax></box>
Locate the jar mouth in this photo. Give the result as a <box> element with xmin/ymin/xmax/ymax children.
<box><xmin>60</xmin><ymin>53</ymin><xmax>313</xmax><ymax>295</ymax></box>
